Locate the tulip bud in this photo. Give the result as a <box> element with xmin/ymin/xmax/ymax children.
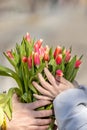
<box><xmin>35</xmin><ymin>39</ymin><xmax>43</xmax><ymax>48</ymax></box>
<box><xmin>54</xmin><ymin>46</ymin><xmax>62</xmax><ymax>59</ymax></box>
<box><xmin>25</xmin><ymin>32</ymin><xmax>31</xmax><ymax>42</ymax></box>
<box><xmin>43</xmin><ymin>52</ymin><xmax>49</xmax><ymax>61</ymax></box>
<box><xmin>39</xmin><ymin>46</ymin><xmax>45</xmax><ymax>58</ymax></box>
<box><xmin>34</xmin><ymin>43</ymin><xmax>39</xmax><ymax>53</ymax></box>
<box><xmin>56</xmin><ymin>69</ymin><xmax>63</xmax><ymax>77</ymax></box>
<box><xmin>55</xmin><ymin>54</ymin><xmax>62</xmax><ymax>65</ymax></box>
<box><xmin>65</xmin><ymin>50</ymin><xmax>71</xmax><ymax>62</ymax></box>
<box><xmin>22</xmin><ymin>56</ymin><xmax>28</xmax><ymax>63</ymax></box>
<box><xmin>28</xmin><ymin>56</ymin><xmax>32</xmax><ymax>69</ymax></box>
<box><xmin>34</xmin><ymin>39</ymin><xmax>43</xmax><ymax>53</ymax></box>
<box><xmin>34</xmin><ymin>53</ymin><xmax>40</xmax><ymax>66</ymax></box>
<box><xmin>6</xmin><ymin>51</ymin><xmax>14</xmax><ymax>59</ymax></box>
<box><xmin>44</xmin><ymin>45</ymin><xmax>49</xmax><ymax>52</ymax></box>
<box><xmin>75</xmin><ymin>60</ymin><xmax>81</xmax><ymax>68</ymax></box>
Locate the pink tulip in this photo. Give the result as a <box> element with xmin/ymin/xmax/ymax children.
<box><xmin>75</xmin><ymin>60</ymin><xmax>82</xmax><ymax>68</ymax></box>
<box><xmin>22</xmin><ymin>56</ymin><xmax>28</xmax><ymax>63</ymax></box>
<box><xmin>55</xmin><ymin>54</ymin><xmax>62</xmax><ymax>65</ymax></box>
<box><xmin>65</xmin><ymin>50</ymin><xmax>71</xmax><ymax>62</ymax></box>
<box><xmin>54</xmin><ymin>46</ymin><xmax>62</xmax><ymax>59</ymax></box>
<box><xmin>28</xmin><ymin>56</ymin><xmax>32</xmax><ymax>69</ymax></box>
<box><xmin>6</xmin><ymin>51</ymin><xmax>14</xmax><ymax>59</ymax></box>
<box><xmin>34</xmin><ymin>43</ymin><xmax>39</xmax><ymax>53</ymax></box>
<box><xmin>34</xmin><ymin>39</ymin><xmax>43</xmax><ymax>52</ymax></box>
<box><xmin>39</xmin><ymin>46</ymin><xmax>45</xmax><ymax>58</ymax></box>
<box><xmin>56</xmin><ymin>69</ymin><xmax>63</xmax><ymax>77</ymax></box>
<box><xmin>34</xmin><ymin>53</ymin><xmax>40</xmax><ymax>66</ymax></box>
<box><xmin>35</xmin><ymin>39</ymin><xmax>43</xmax><ymax>48</ymax></box>
<box><xmin>25</xmin><ymin>32</ymin><xmax>31</xmax><ymax>42</ymax></box>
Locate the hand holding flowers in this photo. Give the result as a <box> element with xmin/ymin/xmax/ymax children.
<box><xmin>32</xmin><ymin>67</ymin><xmax>74</xmax><ymax>101</ymax></box>
<box><xmin>7</xmin><ymin>94</ymin><xmax>52</xmax><ymax>130</ymax></box>
<box><xmin>0</xmin><ymin>33</ymin><xmax>82</xmax><ymax>130</ymax></box>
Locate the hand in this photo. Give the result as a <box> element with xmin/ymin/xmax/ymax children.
<box><xmin>7</xmin><ymin>94</ymin><xmax>52</xmax><ymax>130</ymax></box>
<box><xmin>32</xmin><ymin>67</ymin><xmax>74</xmax><ymax>101</ymax></box>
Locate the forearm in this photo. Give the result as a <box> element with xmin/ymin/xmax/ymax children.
<box><xmin>53</xmin><ymin>86</ymin><xmax>87</xmax><ymax>130</ymax></box>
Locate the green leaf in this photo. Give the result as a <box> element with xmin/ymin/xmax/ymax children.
<box><xmin>36</xmin><ymin>63</ymin><xmax>46</xmax><ymax>74</ymax></box>
<box><xmin>14</xmin><ymin>87</ymin><xmax>22</xmax><ymax>97</ymax></box>
<box><xmin>21</xmin><ymin>91</ymin><xmax>32</xmax><ymax>103</ymax></box>
<box><xmin>0</xmin><ymin>65</ymin><xmax>14</xmax><ymax>77</ymax></box>
<box><xmin>3</xmin><ymin>52</ymin><xmax>15</xmax><ymax>67</ymax></box>
<box><xmin>0</xmin><ymin>88</ymin><xmax>15</xmax><ymax>120</ymax></box>
<box><xmin>64</xmin><ymin>56</ymin><xmax>76</xmax><ymax>81</ymax></box>
<box><xmin>49</xmin><ymin>58</ymin><xmax>55</xmax><ymax>66</ymax></box>
<box><xmin>69</xmin><ymin>68</ymin><xmax>79</xmax><ymax>82</ymax></box>
<box><xmin>21</xmin><ymin>63</ymin><xmax>29</xmax><ymax>93</ymax></box>
<box><xmin>29</xmin><ymin>83</ymin><xmax>38</xmax><ymax>94</ymax></box>
<box><xmin>46</xmin><ymin>103</ymin><xmax>53</xmax><ymax>110</ymax></box>
<box><xmin>0</xmin><ymin>65</ymin><xmax>23</xmax><ymax>94</ymax></box>
<box><xmin>4</xmin><ymin>101</ymin><xmax>12</xmax><ymax>120</ymax></box>
<box><xmin>20</xmin><ymin>39</ymin><xmax>26</xmax><ymax>57</ymax></box>
<box><xmin>24</xmin><ymin>39</ymin><xmax>31</xmax><ymax>57</ymax></box>
<box><xmin>0</xmin><ymin>107</ymin><xmax>4</xmax><ymax>126</ymax></box>
<box><xmin>49</xmin><ymin>47</ymin><xmax>53</xmax><ymax>59</ymax></box>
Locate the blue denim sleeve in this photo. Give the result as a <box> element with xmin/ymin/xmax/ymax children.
<box><xmin>53</xmin><ymin>86</ymin><xmax>87</xmax><ymax>130</ymax></box>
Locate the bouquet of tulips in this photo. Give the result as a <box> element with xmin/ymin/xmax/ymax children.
<box><xmin>0</xmin><ymin>33</ymin><xmax>82</xmax><ymax>129</ymax></box>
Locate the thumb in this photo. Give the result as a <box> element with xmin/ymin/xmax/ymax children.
<box><xmin>12</xmin><ymin>94</ymin><xmax>19</xmax><ymax>104</ymax></box>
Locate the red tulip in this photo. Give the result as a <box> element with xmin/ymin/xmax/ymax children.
<box><xmin>65</xmin><ymin>50</ymin><xmax>71</xmax><ymax>62</ymax></box>
<box><xmin>22</xmin><ymin>56</ymin><xmax>28</xmax><ymax>63</ymax></box>
<box><xmin>54</xmin><ymin>46</ymin><xmax>62</xmax><ymax>59</ymax></box>
<box><xmin>25</xmin><ymin>32</ymin><xmax>31</xmax><ymax>42</ymax></box>
<box><xmin>56</xmin><ymin>69</ymin><xmax>63</xmax><ymax>77</ymax></box>
<box><xmin>28</xmin><ymin>56</ymin><xmax>32</xmax><ymax>69</ymax></box>
<box><xmin>55</xmin><ymin>54</ymin><xmax>62</xmax><ymax>65</ymax></box>
<box><xmin>75</xmin><ymin>60</ymin><xmax>82</xmax><ymax>68</ymax></box>
<box><xmin>34</xmin><ymin>53</ymin><xmax>40</xmax><ymax>66</ymax></box>
<box><xmin>6</xmin><ymin>51</ymin><xmax>14</xmax><ymax>59</ymax></box>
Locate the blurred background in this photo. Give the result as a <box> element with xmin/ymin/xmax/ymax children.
<box><xmin>0</xmin><ymin>0</ymin><xmax>87</xmax><ymax>92</ymax></box>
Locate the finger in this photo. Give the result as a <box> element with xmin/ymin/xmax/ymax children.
<box><xmin>44</xmin><ymin>67</ymin><xmax>57</xmax><ymax>86</ymax></box>
<box><xmin>12</xmin><ymin>94</ymin><xmax>19</xmax><ymax>104</ymax></box>
<box><xmin>38</xmin><ymin>73</ymin><xmax>53</xmax><ymax>91</ymax></box>
<box><xmin>27</xmin><ymin>100</ymin><xmax>51</xmax><ymax>110</ymax></box>
<box><xmin>32</xmin><ymin>81</ymin><xmax>54</xmax><ymax>98</ymax></box>
<box><xmin>55</xmin><ymin>75</ymin><xmax>69</xmax><ymax>85</ymax></box>
<box><xmin>34</xmin><ymin>109</ymin><xmax>53</xmax><ymax>118</ymax></box>
<box><xmin>33</xmin><ymin>118</ymin><xmax>52</xmax><ymax>126</ymax></box>
<box><xmin>29</xmin><ymin>125</ymin><xmax>49</xmax><ymax>130</ymax></box>
<box><xmin>33</xmin><ymin>94</ymin><xmax>53</xmax><ymax>101</ymax></box>
<box><xmin>12</xmin><ymin>94</ymin><xmax>22</xmax><ymax>110</ymax></box>
<box><xmin>38</xmin><ymin>73</ymin><xmax>58</xmax><ymax>96</ymax></box>
<box><xmin>44</xmin><ymin>68</ymin><xmax>60</xmax><ymax>92</ymax></box>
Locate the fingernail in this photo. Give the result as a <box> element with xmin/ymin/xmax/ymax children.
<box><xmin>32</xmin><ymin>81</ymin><xmax>35</xmax><ymax>84</ymax></box>
<box><xmin>44</xmin><ymin>67</ymin><xmax>47</xmax><ymax>71</ymax></box>
<box><xmin>44</xmin><ymin>68</ymin><xmax>47</xmax><ymax>73</ymax></box>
